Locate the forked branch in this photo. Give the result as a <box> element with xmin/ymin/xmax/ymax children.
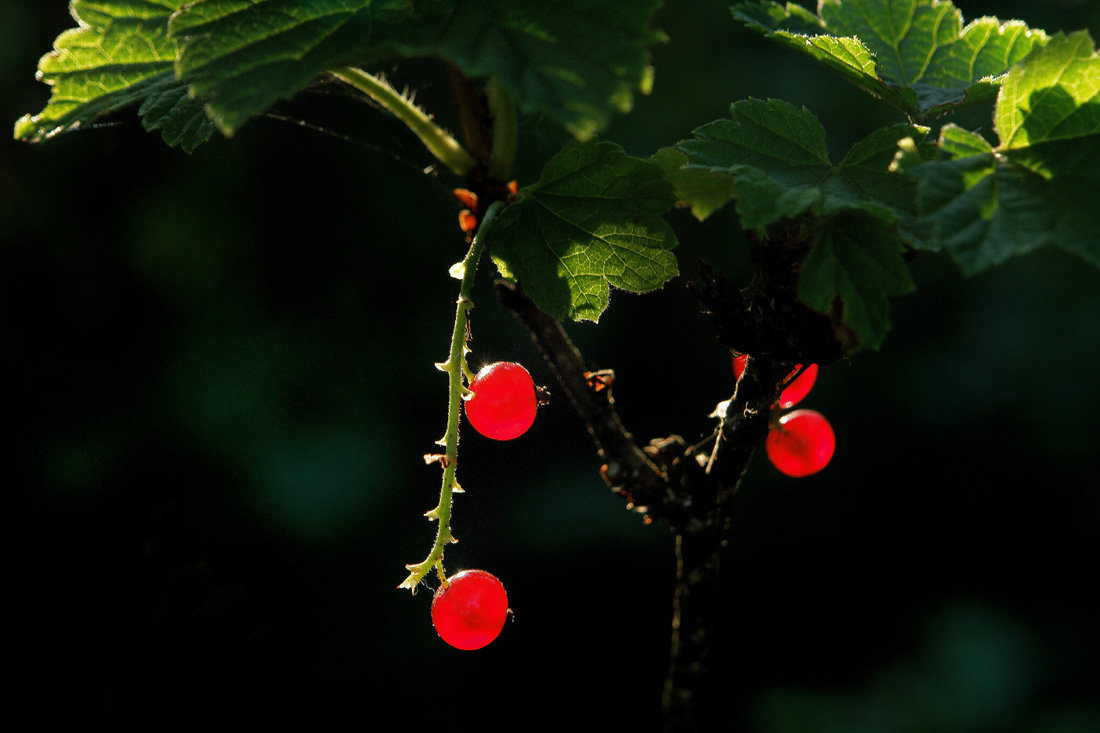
<box><xmin>497</xmin><ymin>278</ymin><xmax>786</xmax><ymax>730</ymax></box>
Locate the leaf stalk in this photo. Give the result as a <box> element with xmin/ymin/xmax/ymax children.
<box><xmin>331</xmin><ymin>66</ymin><xmax>477</xmax><ymax>176</ymax></box>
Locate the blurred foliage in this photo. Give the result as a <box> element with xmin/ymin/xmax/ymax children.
<box><xmin>2</xmin><ymin>0</ymin><xmax>1099</xmax><ymax>730</ymax></box>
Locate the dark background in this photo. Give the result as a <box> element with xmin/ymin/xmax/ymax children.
<box><xmin>2</xmin><ymin>1</ymin><xmax>1099</xmax><ymax>730</ymax></box>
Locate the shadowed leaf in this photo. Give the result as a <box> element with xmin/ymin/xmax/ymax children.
<box><xmin>489</xmin><ymin>140</ymin><xmax>678</xmax><ymax>322</ymax></box>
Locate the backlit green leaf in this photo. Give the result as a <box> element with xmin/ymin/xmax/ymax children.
<box><xmin>168</xmin><ymin>0</ymin><xmax>417</xmax><ymax>135</ymax></box>
<box><xmin>488</xmin><ymin>140</ymin><xmax>678</xmax><ymax>322</ymax></box>
<box><xmin>22</xmin><ymin>0</ymin><xmax>665</xmax><ymax>146</ymax></box>
<box><xmin>168</xmin><ymin>0</ymin><xmax>664</xmax><ymax>139</ymax></box>
<box><xmin>901</xmin><ymin>32</ymin><xmax>1100</xmax><ymax>274</ymax></box>
<box><xmin>996</xmin><ymin>30</ymin><xmax>1100</xmax><ymax>152</ymax></box>
<box><xmin>14</xmin><ymin>0</ymin><xmax>215</xmax><ymax>152</ymax></box>
<box><xmin>674</xmin><ymin>98</ymin><xmax>925</xmax><ymax>232</ymax></box>
<box><xmin>732</xmin><ymin>0</ymin><xmax>1048</xmax><ymax>121</ymax></box>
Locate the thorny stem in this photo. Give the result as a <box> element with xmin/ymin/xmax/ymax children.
<box><xmin>331</xmin><ymin>66</ymin><xmax>477</xmax><ymax>176</ymax></box>
<box><xmin>398</xmin><ymin>201</ymin><xmax>504</xmax><ymax>592</ymax></box>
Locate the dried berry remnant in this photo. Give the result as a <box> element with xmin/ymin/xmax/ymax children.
<box><xmin>458</xmin><ymin>209</ymin><xmax>478</xmax><ymax>233</ymax></box>
<box><xmin>431</xmin><ymin>569</ymin><xmax>509</xmax><ymax>650</ymax></box>
<box><xmin>584</xmin><ymin>369</ymin><xmax>615</xmax><ymax>393</ymax></box>
<box><xmin>453</xmin><ymin>187</ymin><xmax>479</xmax><ymax>211</ymax></box>
<box><xmin>765</xmin><ymin>409</ymin><xmax>835</xmax><ymax>477</ymax></box>
<box><xmin>465</xmin><ymin>361</ymin><xmax>538</xmax><ymax>440</ymax></box>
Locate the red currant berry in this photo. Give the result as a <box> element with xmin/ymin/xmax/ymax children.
<box><xmin>465</xmin><ymin>361</ymin><xmax>537</xmax><ymax>440</ymax></box>
<box><xmin>765</xmin><ymin>409</ymin><xmax>835</xmax><ymax>477</ymax></box>
<box><xmin>732</xmin><ymin>353</ymin><xmax>749</xmax><ymax>379</ymax></box>
<box><xmin>778</xmin><ymin>363</ymin><xmax>818</xmax><ymax>409</ymax></box>
<box><xmin>431</xmin><ymin>569</ymin><xmax>509</xmax><ymax>650</ymax></box>
<box><xmin>733</xmin><ymin>354</ymin><xmax>818</xmax><ymax>409</ymax></box>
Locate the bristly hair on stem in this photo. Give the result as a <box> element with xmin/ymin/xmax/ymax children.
<box><xmin>398</xmin><ymin>201</ymin><xmax>504</xmax><ymax>592</ymax></box>
<box><xmin>331</xmin><ymin>66</ymin><xmax>477</xmax><ymax>176</ymax></box>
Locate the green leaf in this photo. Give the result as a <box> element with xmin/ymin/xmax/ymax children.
<box><xmin>996</xmin><ymin>30</ymin><xmax>1100</xmax><ymax>152</ymax></box>
<box><xmin>23</xmin><ymin>0</ymin><xmax>664</xmax><ymax>147</ymax></box>
<box><xmin>798</xmin><ymin>212</ymin><xmax>915</xmax><ymax>351</ymax></box>
<box><xmin>650</xmin><ymin>146</ymin><xmax>736</xmax><ymax>221</ymax></box>
<box><xmin>424</xmin><ymin>0</ymin><xmax>665</xmax><ymax>140</ymax></box>
<box><xmin>732</xmin><ymin>0</ymin><xmax>1048</xmax><ymax>121</ymax></box>
<box><xmin>136</xmin><ymin>77</ymin><xmax>217</xmax><ymax>152</ymax></box>
<box><xmin>14</xmin><ymin>0</ymin><xmax>215</xmax><ymax>152</ymax></box>
<box><xmin>675</xmin><ymin>99</ymin><xmax>833</xmax><ymax>229</ymax></box>
<box><xmin>168</xmin><ymin>0</ymin><xmax>664</xmax><ymax>139</ymax></box>
<box><xmin>674</xmin><ymin>98</ymin><xmax>925</xmax><ymax>233</ymax></box>
<box><xmin>488</xmin><ymin>140</ymin><xmax>678</xmax><ymax>322</ymax></box>
<box><xmin>168</xmin><ymin>0</ymin><xmax>418</xmax><ymax>135</ymax></box>
<box><xmin>901</xmin><ymin>32</ymin><xmax>1100</xmax><ymax>274</ymax></box>
<box><xmin>669</xmin><ymin>98</ymin><xmax>921</xmax><ymax>350</ymax></box>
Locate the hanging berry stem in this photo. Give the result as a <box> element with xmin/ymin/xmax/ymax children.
<box><xmin>399</xmin><ymin>201</ymin><xmax>504</xmax><ymax>592</ymax></box>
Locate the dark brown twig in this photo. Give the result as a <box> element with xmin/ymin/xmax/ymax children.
<box><xmin>497</xmin><ymin>279</ymin><xmax>789</xmax><ymax>730</ymax></box>
<box><xmin>447</xmin><ymin>62</ymin><xmax>492</xmax><ymax>168</ymax></box>
<box><xmin>495</xmin><ymin>280</ymin><xmax>667</xmax><ymax>511</ymax></box>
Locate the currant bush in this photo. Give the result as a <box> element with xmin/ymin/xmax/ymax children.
<box><xmin>465</xmin><ymin>361</ymin><xmax>537</xmax><ymax>440</ymax></box>
<box><xmin>431</xmin><ymin>569</ymin><xmax>510</xmax><ymax>650</ymax></box>
<box><xmin>765</xmin><ymin>409</ymin><xmax>835</xmax><ymax>477</ymax></box>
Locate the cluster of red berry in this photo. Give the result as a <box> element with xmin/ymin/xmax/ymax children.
<box><xmin>431</xmin><ymin>361</ymin><xmax>539</xmax><ymax>650</ymax></box>
<box><xmin>733</xmin><ymin>354</ymin><xmax>835</xmax><ymax>477</ymax></box>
